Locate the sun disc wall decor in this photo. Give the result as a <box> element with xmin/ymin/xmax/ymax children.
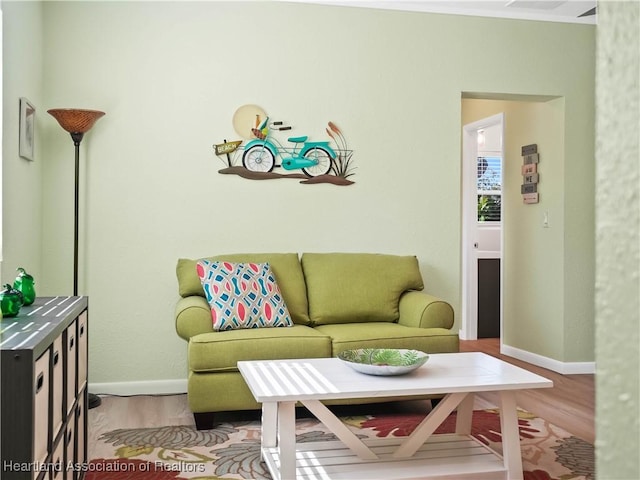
<box><xmin>214</xmin><ymin>105</ymin><xmax>355</xmax><ymax>186</ymax></box>
<box><xmin>232</xmin><ymin>104</ymin><xmax>268</xmax><ymax>140</ymax></box>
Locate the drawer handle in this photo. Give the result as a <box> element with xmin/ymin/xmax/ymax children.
<box><xmin>36</xmin><ymin>372</ymin><xmax>44</xmax><ymax>393</ymax></box>
<box><xmin>80</xmin><ymin>324</ymin><xmax>85</xmax><ymax>336</ymax></box>
<box><xmin>66</xmin><ymin>428</ymin><xmax>73</xmax><ymax>445</ymax></box>
<box><xmin>69</xmin><ymin>336</ymin><xmax>75</xmax><ymax>350</ymax></box>
<box><xmin>53</xmin><ymin>350</ymin><xmax>60</xmax><ymax>365</ymax></box>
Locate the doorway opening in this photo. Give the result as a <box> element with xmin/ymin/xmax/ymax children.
<box><xmin>461</xmin><ymin>113</ymin><xmax>504</xmax><ymax>340</ymax></box>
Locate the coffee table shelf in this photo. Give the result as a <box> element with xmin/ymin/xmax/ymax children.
<box><xmin>263</xmin><ymin>434</ymin><xmax>507</xmax><ymax>480</ymax></box>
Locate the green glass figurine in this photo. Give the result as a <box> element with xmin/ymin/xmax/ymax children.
<box><xmin>1</xmin><ymin>284</ymin><xmax>24</xmax><ymax>317</ymax></box>
<box><xmin>14</xmin><ymin>267</ymin><xmax>36</xmax><ymax>306</ymax></box>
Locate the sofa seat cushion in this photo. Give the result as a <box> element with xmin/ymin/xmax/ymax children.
<box><xmin>177</xmin><ymin>253</ymin><xmax>311</xmax><ymax>325</ymax></box>
<box><xmin>315</xmin><ymin>323</ymin><xmax>459</xmax><ymax>356</ymax></box>
<box><xmin>301</xmin><ymin>253</ymin><xmax>424</xmax><ymax>325</ymax></box>
<box><xmin>189</xmin><ymin>325</ymin><xmax>331</xmax><ymax>373</ymax></box>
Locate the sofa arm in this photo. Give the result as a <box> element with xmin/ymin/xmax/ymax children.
<box><xmin>398</xmin><ymin>291</ymin><xmax>454</xmax><ymax>330</ymax></box>
<box><xmin>176</xmin><ymin>296</ymin><xmax>213</xmax><ymax>341</ymax></box>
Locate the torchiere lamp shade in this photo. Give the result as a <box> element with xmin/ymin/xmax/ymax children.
<box><xmin>48</xmin><ymin>109</ymin><xmax>105</xmax><ymax>133</ymax></box>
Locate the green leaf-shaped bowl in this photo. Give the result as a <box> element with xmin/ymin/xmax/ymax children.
<box><xmin>337</xmin><ymin>348</ymin><xmax>429</xmax><ymax>376</ymax></box>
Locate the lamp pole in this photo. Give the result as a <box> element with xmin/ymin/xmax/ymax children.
<box><xmin>48</xmin><ymin>109</ymin><xmax>105</xmax><ymax>410</ymax></box>
<box><xmin>71</xmin><ymin>132</ymin><xmax>84</xmax><ymax>296</ymax></box>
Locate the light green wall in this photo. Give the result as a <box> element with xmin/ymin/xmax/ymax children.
<box><xmin>1</xmin><ymin>1</ymin><xmax>44</xmax><ymax>287</ymax></box>
<box><xmin>2</xmin><ymin>1</ymin><xmax>595</xmax><ymax>384</ymax></box>
<box><xmin>595</xmin><ymin>1</ymin><xmax>639</xmax><ymax>477</ymax></box>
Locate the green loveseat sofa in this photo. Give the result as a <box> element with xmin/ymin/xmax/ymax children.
<box><xmin>175</xmin><ymin>252</ymin><xmax>459</xmax><ymax>429</ymax></box>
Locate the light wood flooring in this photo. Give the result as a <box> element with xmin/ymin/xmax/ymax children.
<box><xmin>460</xmin><ymin>338</ymin><xmax>595</xmax><ymax>443</ymax></box>
<box><xmin>88</xmin><ymin>337</ymin><xmax>595</xmax><ymax>458</ymax></box>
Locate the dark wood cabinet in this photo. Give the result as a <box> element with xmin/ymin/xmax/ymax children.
<box><xmin>478</xmin><ymin>259</ymin><xmax>501</xmax><ymax>338</ymax></box>
<box><xmin>1</xmin><ymin>296</ymin><xmax>89</xmax><ymax>480</ymax></box>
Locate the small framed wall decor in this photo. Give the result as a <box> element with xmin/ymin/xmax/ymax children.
<box><xmin>521</xmin><ymin>143</ymin><xmax>539</xmax><ymax>204</ymax></box>
<box><xmin>19</xmin><ymin>97</ymin><xmax>35</xmax><ymax>161</ymax></box>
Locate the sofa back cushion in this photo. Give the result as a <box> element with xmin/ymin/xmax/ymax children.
<box><xmin>177</xmin><ymin>253</ymin><xmax>311</xmax><ymax>325</ymax></box>
<box><xmin>301</xmin><ymin>253</ymin><xmax>424</xmax><ymax>325</ymax></box>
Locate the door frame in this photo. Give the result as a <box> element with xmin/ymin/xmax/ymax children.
<box><xmin>461</xmin><ymin>113</ymin><xmax>504</xmax><ymax>340</ymax></box>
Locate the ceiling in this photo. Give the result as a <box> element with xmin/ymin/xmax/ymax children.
<box><xmin>285</xmin><ymin>0</ymin><xmax>597</xmax><ymax>24</ymax></box>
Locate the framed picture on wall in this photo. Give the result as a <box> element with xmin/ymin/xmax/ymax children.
<box><xmin>19</xmin><ymin>97</ymin><xmax>35</xmax><ymax>161</ymax></box>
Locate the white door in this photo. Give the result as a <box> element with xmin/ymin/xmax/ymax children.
<box><xmin>461</xmin><ymin>113</ymin><xmax>504</xmax><ymax>340</ymax></box>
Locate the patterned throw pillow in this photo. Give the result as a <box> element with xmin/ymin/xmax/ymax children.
<box><xmin>196</xmin><ymin>260</ymin><xmax>293</xmax><ymax>331</ymax></box>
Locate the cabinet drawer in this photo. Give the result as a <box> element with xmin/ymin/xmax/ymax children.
<box><xmin>65</xmin><ymin>421</ymin><xmax>76</xmax><ymax>479</ymax></box>
<box><xmin>34</xmin><ymin>349</ymin><xmax>50</xmax><ymax>465</ymax></box>
<box><xmin>77</xmin><ymin>312</ymin><xmax>88</xmax><ymax>392</ymax></box>
<box><xmin>49</xmin><ymin>435</ymin><xmax>64</xmax><ymax>480</ymax></box>
<box><xmin>66</xmin><ymin>320</ymin><xmax>77</xmax><ymax>415</ymax></box>
<box><xmin>52</xmin><ymin>334</ymin><xmax>64</xmax><ymax>438</ymax></box>
<box><xmin>76</xmin><ymin>391</ymin><xmax>86</xmax><ymax>471</ymax></box>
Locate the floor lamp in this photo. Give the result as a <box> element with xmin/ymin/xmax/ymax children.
<box><xmin>48</xmin><ymin>108</ymin><xmax>105</xmax><ymax>409</ymax></box>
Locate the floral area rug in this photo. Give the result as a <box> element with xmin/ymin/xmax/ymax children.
<box><xmin>87</xmin><ymin>408</ymin><xmax>593</xmax><ymax>480</ymax></box>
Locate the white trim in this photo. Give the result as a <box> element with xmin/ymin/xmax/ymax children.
<box><xmin>89</xmin><ymin>379</ymin><xmax>187</xmax><ymax>396</ymax></box>
<box><xmin>501</xmin><ymin>343</ymin><xmax>596</xmax><ymax>375</ymax></box>
<box><xmin>276</xmin><ymin>1</ymin><xmax>596</xmax><ymax>25</ymax></box>
<box><xmin>461</xmin><ymin>121</ymin><xmax>479</xmax><ymax>340</ymax></box>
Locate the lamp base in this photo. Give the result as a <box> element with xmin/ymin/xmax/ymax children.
<box><xmin>88</xmin><ymin>393</ymin><xmax>102</xmax><ymax>409</ymax></box>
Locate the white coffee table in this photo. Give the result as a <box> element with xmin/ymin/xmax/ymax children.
<box><xmin>238</xmin><ymin>352</ymin><xmax>553</xmax><ymax>480</ymax></box>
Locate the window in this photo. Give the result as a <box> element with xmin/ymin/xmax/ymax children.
<box><xmin>477</xmin><ymin>156</ymin><xmax>502</xmax><ymax>222</ymax></box>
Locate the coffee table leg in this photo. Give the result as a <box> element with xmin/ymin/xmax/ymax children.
<box><xmin>277</xmin><ymin>401</ymin><xmax>297</xmax><ymax>480</ymax></box>
<box><xmin>499</xmin><ymin>391</ymin><xmax>524</xmax><ymax>480</ymax></box>
<box><xmin>262</xmin><ymin>402</ymin><xmax>277</xmax><ymax>453</ymax></box>
<box><xmin>455</xmin><ymin>392</ymin><xmax>475</xmax><ymax>435</ymax></box>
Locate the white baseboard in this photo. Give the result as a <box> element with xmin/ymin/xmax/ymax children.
<box><xmin>89</xmin><ymin>379</ymin><xmax>187</xmax><ymax>396</ymax></box>
<box><xmin>501</xmin><ymin>343</ymin><xmax>596</xmax><ymax>375</ymax></box>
